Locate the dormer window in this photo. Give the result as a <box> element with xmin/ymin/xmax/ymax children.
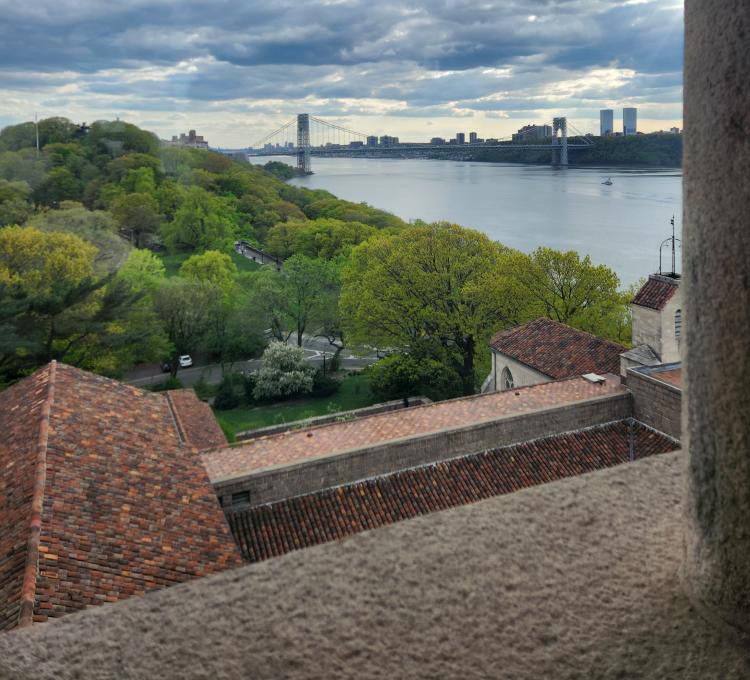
<box><xmin>675</xmin><ymin>309</ymin><xmax>682</xmax><ymax>338</ymax></box>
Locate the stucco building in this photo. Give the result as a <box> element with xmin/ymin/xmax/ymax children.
<box><xmin>483</xmin><ymin>317</ymin><xmax>625</xmax><ymax>392</ymax></box>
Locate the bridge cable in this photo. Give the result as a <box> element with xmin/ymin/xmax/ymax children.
<box><xmin>250</xmin><ymin>118</ymin><xmax>296</xmax><ymax>149</ymax></box>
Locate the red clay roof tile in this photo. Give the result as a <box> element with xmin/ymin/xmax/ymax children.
<box><xmin>632</xmin><ymin>275</ymin><xmax>679</xmax><ymax>310</ymax></box>
<box><xmin>204</xmin><ymin>376</ymin><xmax>628</xmax><ymax>482</ymax></box>
<box><xmin>0</xmin><ymin>363</ymin><xmax>241</xmax><ymax>630</ymax></box>
<box><xmin>489</xmin><ymin>318</ymin><xmax>625</xmax><ymax>379</ymax></box>
<box><xmin>226</xmin><ymin>421</ymin><xmax>679</xmax><ymax>563</ymax></box>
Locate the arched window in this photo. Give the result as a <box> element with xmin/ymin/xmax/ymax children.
<box><xmin>675</xmin><ymin>308</ymin><xmax>682</xmax><ymax>338</ymax></box>
<box><xmin>501</xmin><ymin>366</ymin><xmax>514</xmax><ymax>390</ymax></box>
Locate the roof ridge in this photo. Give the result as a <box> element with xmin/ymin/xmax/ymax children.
<box><xmin>493</xmin><ymin>318</ymin><xmax>625</xmax><ymax>351</ymax></box>
<box><xmin>165</xmin><ymin>391</ymin><xmax>188</xmax><ymax>445</ymax></box>
<box><xmin>17</xmin><ymin>360</ymin><xmax>57</xmax><ymax>628</ymax></box>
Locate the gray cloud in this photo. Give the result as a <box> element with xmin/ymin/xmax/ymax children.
<box><xmin>0</xmin><ymin>0</ymin><xmax>683</xmax><ymax>141</ymax></box>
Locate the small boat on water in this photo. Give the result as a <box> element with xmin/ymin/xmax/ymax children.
<box><xmin>602</xmin><ymin>177</ymin><xmax>613</xmax><ymax>185</ymax></box>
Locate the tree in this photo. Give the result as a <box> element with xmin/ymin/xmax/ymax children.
<box><xmin>116</xmin><ymin>249</ymin><xmax>166</xmax><ymax>294</ymax></box>
<box><xmin>250</xmin><ymin>254</ymin><xmax>336</xmax><ymax>347</ymax></box>
<box><xmin>111</xmin><ymin>192</ymin><xmax>162</xmax><ymax>247</ymax></box>
<box><xmin>252</xmin><ymin>341</ymin><xmax>315</xmax><ymax>400</ymax></box>
<box><xmin>368</xmin><ymin>349</ymin><xmax>463</xmax><ymax>405</ymax></box>
<box><xmin>340</xmin><ymin>222</ymin><xmax>514</xmax><ymax>395</ymax></box>
<box><xmin>179</xmin><ymin>250</ymin><xmax>238</xmax><ymax>293</ymax></box>
<box><xmin>154</xmin><ymin>278</ymin><xmax>217</xmax><ymax>376</ymax></box>
<box><xmin>508</xmin><ymin>247</ymin><xmax>626</xmax><ymax>343</ymax></box>
<box><xmin>0</xmin><ymin>179</ymin><xmax>32</xmax><ymax>226</ymax></box>
<box><xmin>27</xmin><ymin>204</ymin><xmax>129</xmax><ymax>274</ymax></box>
<box><xmin>0</xmin><ymin>226</ymin><xmax>150</xmax><ymax>380</ymax></box>
<box><xmin>161</xmin><ymin>185</ymin><xmax>237</xmax><ymax>253</ymax></box>
<box><xmin>266</xmin><ymin>218</ymin><xmax>376</xmax><ymax>259</ymax></box>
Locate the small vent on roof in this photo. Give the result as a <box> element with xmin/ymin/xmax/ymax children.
<box><xmin>582</xmin><ymin>373</ymin><xmax>606</xmax><ymax>384</ymax></box>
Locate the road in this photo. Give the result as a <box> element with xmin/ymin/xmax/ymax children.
<box><xmin>126</xmin><ymin>334</ymin><xmax>382</xmax><ymax>388</ymax></box>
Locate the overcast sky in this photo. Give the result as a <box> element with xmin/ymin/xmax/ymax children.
<box><xmin>0</xmin><ymin>0</ymin><xmax>683</xmax><ymax>147</ymax></box>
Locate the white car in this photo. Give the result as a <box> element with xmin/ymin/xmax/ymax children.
<box><xmin>178</xmin><ymin>354</ymin><xmax>193</xmax><ymax>368</ymax></box>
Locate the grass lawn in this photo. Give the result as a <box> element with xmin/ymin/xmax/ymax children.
<box><xmin>215</xmin><ymin>373</ymin><xmax>377</xmax><ymax>440</ymax></box>
<box><xmin>159</xmin><ymin>250</ymin><xmax>260</xmax><ymax>278</ymax></box>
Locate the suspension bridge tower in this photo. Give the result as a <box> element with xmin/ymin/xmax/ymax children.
<box><xmin>552</xmin><ymin>117</ymin><xmax>568</xmax><ymax>167</ymax></box>
<box><xmin>297</xmin><ymin>114</ymin><xmax>311</xmax><ymax>174</ymax></box>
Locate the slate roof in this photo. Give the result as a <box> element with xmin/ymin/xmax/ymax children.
<box><xmin>204</xmin><ymin>376</ymin><xmax>628</xmax><ymax>482</ymax></box>
<box><xmin>0</xmin><ymin>362</ymin><xmax>241</xmax><ymax>631</ymax></box>
<box><xmin>489</xmin><ymin>318</ymin><xmax>625</xmax><ymax>379</ymax></box>
<box><xmin>632</xmin><ymin>275</ymin><xmax>679</xmax><ymax>310</ymax></box>
<box><xmin>226</xmin><ymin>420</ymin><xmax>678</xmax><ymax>563</ymax></box>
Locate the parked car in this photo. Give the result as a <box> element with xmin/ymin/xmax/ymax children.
<box><xmin>178</xmin><ymin>354</ymin><xmax>193</xmax><ymax>368</ymax></box>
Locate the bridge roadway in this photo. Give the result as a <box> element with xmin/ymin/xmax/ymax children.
<box><xmin>248</xmin><ymin>141</ymin><xmax>591</xmax><ymax>157</ymax></box>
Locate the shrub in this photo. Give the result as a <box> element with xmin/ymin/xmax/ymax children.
<box><xmin>214</xmin><ymin>377</ymin><xmax>240</xmax><ymax>410</ymax></box>
<box><xmin>311</xmin><ymin>370</ymin><xmax>339</xmax><ymax>398</ymax></box>
<box><xmin>149</xmin><ymin>376</ymin><xmax>183</xmax><ymax>392</ymax></box>
<box><xmin>252</xmin><ymin>341</ymin><xmax>315</xmax><ymax>400</ymax></box>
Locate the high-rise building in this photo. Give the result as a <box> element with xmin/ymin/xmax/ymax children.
<box><xmin>469</xmin><ymin>132</ymin><xmax>478</xmax><ymax>144</ymax></box>
<box><xmin>456</xmin><ymin>132</ymin><xmax>466</xmax><ymax>145</ymax></box>
<box><xmin>623</xmin><ymin>108</ymin><xmax>638</xmax><ymax>135</ymax></box>
<box><xmin>379</xmin><ymin>135</ymin><xmax>399</xmax><ymax>146</ymax></box>
<box><xmin>366</xmin><ymin>136</ymin><xmax>378</xmax><ymax>147</ymax></box>
<box><xmin>600</xmin><ymin>109</ymin><xmax>614</xmax><ymax>136</ymax></box>
<box><xmin>511</xmin><ymin>124</ymin><xmax>552</xmax><ymax>142</ymax></box>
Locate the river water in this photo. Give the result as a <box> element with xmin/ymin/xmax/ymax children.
<box><xmin>251</xmin><ymin>156</ymin><xmax>682</xmax><ymax>286</ymax></box>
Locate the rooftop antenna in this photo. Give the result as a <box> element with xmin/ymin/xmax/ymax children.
<box><xmin>659</xmin><ymin>215</ymin><xmax>682</xmax><ymax>277</ymax></box>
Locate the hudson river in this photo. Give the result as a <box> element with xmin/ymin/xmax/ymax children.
<box><xmin>252</xmin><ymin>156</ymin><xmax>682</xmax><ymax>286</ymax></box>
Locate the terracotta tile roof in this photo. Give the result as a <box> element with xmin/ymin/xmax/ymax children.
<box><xmin>489</xmin><ymin>318</ymin><xmax>625</xmax><ymax>379</ymax></box>
<box><xmin>632</xmin><ymin>275</ymin><xmax>679</xmax><ymax>310</ymax></box>
<box><xmin>204</xmin><ymin>376</ymin><xmax>628</xmax><ymax>482</ymax></box>
<box><xmin>0</xmin><ymin>365</ymin><xmax>53</xmax><ymax>631</ymax></box>
<box><xmin>0</xmin><ymin>363</ymin><xmax>242</xmax><ymax>630</ymax></box>
<box><xmin>226</xmin><ymin>421</ymin><xmax>679</xmax><ymax>563</ymax></box>
<box><xmin>654</xmin><ymin>368</ymin><xmax>682</xmax><ymax>388</ymax></box>
<box><xmin>166</xmin><ymin>389</ymin><xmax>228</xmax><ymax>450</ymax></box>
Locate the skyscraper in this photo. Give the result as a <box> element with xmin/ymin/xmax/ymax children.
<box><xmin>456</xmin><ymin>132</ymin><xmax>466</xmax><ymax>145</ymax></box>
<box><xmin>623</xmin><ymin>108</ymin><xmax>638</xmax><ymax>135</ymax></box>
<box><xmin>600</xmin><ymin>109</ymin><xmax>614</xmax><ymax>136</ymax></box>
<box><xmin>469</xmin><ymin>132</ymin><xmax>478</xmax><ymax>144</ymax></box>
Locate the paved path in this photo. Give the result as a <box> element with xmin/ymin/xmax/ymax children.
<box><xmin>126</xmin><ymin>334</ymin><xmax>381</xmax><ymax>388</ymax></box>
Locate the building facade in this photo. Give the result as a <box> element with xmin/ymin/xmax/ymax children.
<box><xmin>600</xmin><ymin>109</ymin><xmax>614</xmax><ymax>136</ymax></box>
<box><xmin>623</xmin><ymin>108</ymin><xmax>638</xmax><ymax>135</ymax></box>
<box><xmin>512</xmin><ymin>124</ymin><xmax>552</xmax><ymax>142</ymax></box>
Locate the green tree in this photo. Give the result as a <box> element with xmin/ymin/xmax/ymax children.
<box><xmin>0</xmin><ymin>179</ymin><xmax>32</xmax><ymax>226</ymax></box>
<box><xmin>0</xmin><ymin>226</ymin><xmax>149</xmax><ymax>380</ymax></box>
<box><xmin>111</xmin><ymin>192</ymin><xmax>162</xmax><ymax>247</ymax></box>
<box><xmin>341</xmin><ymin>222</ymin><xmax>513</xmax><ymax>395</ymax></box>
<box><xmin>27</xmin><ymin>204</ymin><xmax>129</xmax><ymax>274</ymax></box>
<box><xmin>179</xmin><ymin>250</ymin><xmax>238</xmax><ymax>293</ymax></box>
<box><xmin>161</xmin><ymin>185</ymin><xmax>237</xmax><ymax>253</ymax></box>
<box><xmin>509</xmin><ymin>247</ymin><xmax>626</xmax><ymax>343</ymax></box>
<box><xmin>251</xmin><ymin>254</ymin><xmax>337</xmax><ymax>347</ymax></box>
<box><xmin>154</xmin><ymin>278</ymin><xmax>217</xmax><ymax>376</ymax></box>
<box><xmin>116</xmin><ymin>249</ymin><xmax>166</xmax><ymax>294</ymax></box>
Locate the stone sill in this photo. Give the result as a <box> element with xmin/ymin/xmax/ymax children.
<box><xmin>1</xmin><ymin>451</ymin><xmax>748</xmax><ymax>678</ymax></box>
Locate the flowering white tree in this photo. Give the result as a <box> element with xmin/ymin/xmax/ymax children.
<box><xmin>253</xmin><ymin>341</ymin><xmax>315</xmax><ymax>400</ymax></box>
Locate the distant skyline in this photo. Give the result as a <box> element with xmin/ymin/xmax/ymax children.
<box><xmin>0</xmin><ymin>1</ymin><xmax>683</xmax><ymax>147</ymax></box>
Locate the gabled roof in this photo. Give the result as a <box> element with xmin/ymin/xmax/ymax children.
<box><xmin>489</xmin><ymin>318</ymin><xmax>625</xmax><ymax>379</ymax></box>
<box><xmin>227</xmin><ymin>420</ymin><xmax>678</xmax><ymax>563</ymax></box>
<box><xmin>632</xmin><ymin>274</ymin><xmax>679</xmax><ymax>310</ymax></box>
<box><xmin>0</xmin><ymin>363</ymin><xmax>241</xmax><ymax>630</ymax></box>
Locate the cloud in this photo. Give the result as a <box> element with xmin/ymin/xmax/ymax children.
<box><xmin>0</xmin><ymin>0</ymin><xmax>683</xmax><ymax>144</ymax></box>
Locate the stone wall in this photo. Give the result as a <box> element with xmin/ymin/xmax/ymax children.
<box><xmin>215</xmin><ymin>391</ymin><xmax>633</xmax><ymax>508</ymax></box>
<box><xmin>627</xmin><ymin>368</ymin><xmax>681</xmax><ymax>440</ymax></box>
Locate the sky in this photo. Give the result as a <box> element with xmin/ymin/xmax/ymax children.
<box><xmin>0</xmin><ymin>0</ymin><xmax>683</xmax><ymax>147</ymax></box>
